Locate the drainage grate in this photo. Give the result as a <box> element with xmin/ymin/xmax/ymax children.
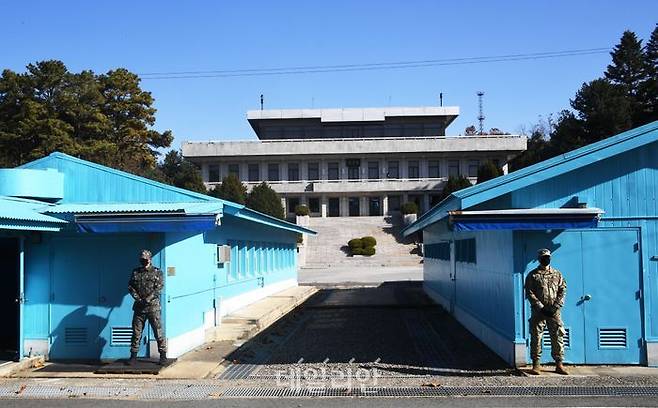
<box><xmin>222</xmin><ymin>386</ymin><xmax>658</xmax><ymax>398</ymax></box>
<box><xmin>218</xmin><ymin>363</ymin><xmax>261</xmax><ymax>380</ymax></box>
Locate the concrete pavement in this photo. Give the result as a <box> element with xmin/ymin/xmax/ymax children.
<box><xmin>299</xmin><ymin>265</ymin><xmax>422</xmax><ymax>285</ymax></box>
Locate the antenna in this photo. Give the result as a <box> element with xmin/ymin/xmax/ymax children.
<box><xmin>477</xmin><ymin>91</ymin><xmax>485</xmax><ymax>135</ymax></box>
<box><xmin>260</xmin><ymin>94</ymin><xmax>264</xmax><ymax>110</ymax></box>
<box><xmin>439</xmin><ymin>92</ymin><xmax>443</xmax><ymax>107</ymax></box>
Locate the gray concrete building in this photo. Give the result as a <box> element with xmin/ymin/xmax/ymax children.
<box><xmin>182</xmin><ymin>106</ymin><xmax>527</xmax><ymax>218</ymax></box>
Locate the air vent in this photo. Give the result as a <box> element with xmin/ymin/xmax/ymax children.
<box><xmin>542</xmin><ymin>327</ymin><xmax>570</xmax><ymax>348</ymax></box>
<box><xmin>599</xmin><ymin>328</ymin><xmax>627</xmax><ymax>348</ymax></box>
<box><xmin>64</xmin><ymin>327</ymin><xmax>87</xmax><ymax>344</ymax></box>
<box><xmin>111</xmin><ymin>327</ymin><xmax>133</xmax><ymax>346</ymax></box>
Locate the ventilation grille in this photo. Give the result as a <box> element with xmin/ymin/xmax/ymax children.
<box><xmin>64</xmin><ymin>327</ymin><xmax>88</xmax><ymax>344</ymax></box>
<box><xmin>111</xmin><ymin>327</ymin><xmax>133</xmax><ymax>346</ymax></box>
<box><xmin>599</xmin><ymin>328</ymin><xmax>627</xmax><ymax>348</ymax></box>
<box><xmin>542</xmin><ymin>327</ymin><xmax>570</xmax><ymax>348</ymax></box>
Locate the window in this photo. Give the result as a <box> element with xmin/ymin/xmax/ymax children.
<box><xmin>468</xmin><ymin>160</ymin><xmax>479</xmax><ymax>178</ymax></box>
<box><xmin>448</xmin><ymin>160</ymin><xmax>460</xmax><ymax>177</ymax></box>
<box><xmin>408</xmin><ymin>160</ymin><xmax>420</xmax><ymax>179</ymax></box>
<box><xmin>428</xmin><ymin>160</ymin><xmax>440</xmax><ymax>178</ymax></box>
<box><xmin>426</xmin><ymin>242</ymin><xmax>450</xmax><ymax>261</ymax></box>
<box><xmin>455</xmin><ymin>238</ymin><xmax>476</xmax><ymax>263</ymax></box>
<box><xmin>347</xmin><ymin>159</ymin><xmax>360</xmax><ymax>180</ymax></box>
<box><xmin>288</xmin><ymin>163</ymin><xmax>299</xmax><ymax>181</ymax></box>
<box><xmin>308</xmin><ymin>197</ymin><xmax>320</xmax><ymax>213</ymax></box>
<box><xmin>228</xmin><ymin>164</ymin><xmax>240</xmax><ymax>179</ymax></box>
<box><xmin>288</xmin><ymin>197</ymin><xmax>300</xmax><ymax>214</ymax></box>
<box><xmin>387</xmin><ymin>161</ymin><xmax>399</xmax><ymax>179</ymax></box>
<box><xmin>268</xmin><ymin>163</ymin><xmax>279</xmax><ymax>181</ymax></box>
<box><xmin>248</xmin><ymin>163</ymin><xmax>260</xmax><ymax>182</ymax></box>
<box><xmin>388</xmin><ymin>195</ymin><xmax>401</xmax><ymax>211</ymax></box>
<box><xmin>208</xmin><ymin>164</ymin><xmax>220</xmax><ymax>182</ymax></box>
<box><xmin>328</xmin><ymin>162</ymin><xmax>339</xmax><ymax>180</ymax></box>
<box><xmin>307</xmin><ymin>162</ymin><xmax>319</xmax><ymax>181</ymax></box>
<box><xmin>367</xmin><ymin>161</ymin><xmax>379</xmax><ymax>180</ymax></box>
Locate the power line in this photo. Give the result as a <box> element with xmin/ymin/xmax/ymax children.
<box><xmin>138</xmin><ymin>47</ymin><xmax>610</xmax><ymax>80</ymax></box>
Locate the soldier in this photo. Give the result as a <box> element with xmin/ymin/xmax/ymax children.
<box><xmin>524</xmin><ymin>248</ymin><xmax>568</xmax><ymax>375</ymax></box>
<box><xmin>127</xmin><ymin>250</ymin><xmax>167</xmax><ymax>365</ymax></box>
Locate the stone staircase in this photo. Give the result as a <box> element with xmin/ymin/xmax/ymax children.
<box><xmin>302</xmin><ymin>215</ymin><xmax>422</xmax><ymax>268</ymax></box>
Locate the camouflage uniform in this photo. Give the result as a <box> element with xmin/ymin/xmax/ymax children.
<box><xmin>128</xmin><ymin>258</ymin><xmax>166</xmax><ymax>355</ymax></box>
<box><xmin>524</xmin><ymin>263</ymin><xmax>567</xmax><ymax>362</ymax></box>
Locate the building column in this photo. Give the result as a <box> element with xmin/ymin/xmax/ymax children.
<box><xmin>360</xmin><ymin>196</ymin><xmax>368</xmax><ymax>216</ymax></box>
<box><xmin>402</xmin><ymin>192</ymin><xmax>409</xmax><ymax>205</ymax></box>
<box><xmin>281</xmin><ymin>197</ymin><xmax>287</xmax><ymax>215</ymax></box>
<box><xmin>382</xmin><ymin>195</ymin><xmax>389</xmax><ymax>215</ymax></box>
<box><xmin>321</xmin><ymin>195</ymin><xmax>328</xmax><ymax>218</ymax></box>
<box><xmin>340</xmin><ymin>196</ymin><xmax>348</xmax><ymax>217</ymax></box>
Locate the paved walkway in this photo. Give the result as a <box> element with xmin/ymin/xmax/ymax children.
<box><xmin>299</xmin><ymin>265</ymin><xmax>423</xmax><ymax>285</ymax></box>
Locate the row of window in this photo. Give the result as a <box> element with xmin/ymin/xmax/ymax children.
<box><xmin>208</xmin><ymin>159</ymin><xmax>496</xmax><ymax>183</ymax></box>
<box><xmin>227</xmin><ymin>240</ymin><xmax>295</xmax><ymax>281</ymax></box>
<box><xmin>424</xmin><ymin>238</ymin><xmax>477</xmax><ymax>264</ymax></box>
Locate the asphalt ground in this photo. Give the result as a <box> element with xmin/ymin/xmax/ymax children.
<box><xmin>220</xmin><ymin>281</ymin><xmax>512</xmax><ymax>382</ymax></box>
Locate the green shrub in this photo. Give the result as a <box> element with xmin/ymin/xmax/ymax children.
<box><xmin>362</xmin><ymin>246</ymin><xmax>376</xmax><ymax>256</ymax></box>
<box><xmin>348</xmin><ymin>238</ymin><xmax>363</xmax><ymax>249</ymax></box>
<box><xmin>351</xmin><ymin>247</ymin><xmax>364</xmax><ymax>255</ymax></box>
<box><xmin>295</xmin><ymin>204</ymin><xmax>310</xmax><ymax>216</ymax></box>
<box><xmin>296</xmin><ymin>234</ymin><xmax>304</xmax><ymax>244</ymax></box>
<box><xmin>361</xmin><ymin>236</ymin><xmax>377</xmax><ymax>247</ymax></box>
<box><xmin>401</xmin><ymin>202</ymin><xmax>418</xmax><ymax>215</ymax></box>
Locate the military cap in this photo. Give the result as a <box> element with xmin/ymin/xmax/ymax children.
<box><xmin>537</xmin><ymin>248</ymin><xmax>551</xmax><ymax>257</ymax></box>
<box><xmin>139</xmin><ymin>249</ymin><xmax>152</xmax><ymax>259</ymax></box>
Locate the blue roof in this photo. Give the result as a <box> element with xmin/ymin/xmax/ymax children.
<box><xmin>0</xmin><ymin>197</ymin><xmax>67</xmax><ymax>232</ymax></box>
<box><xmin>403</xmin><ymin>120</ymin><xmax>658</xmax><ymax>236</ymax></box>
<box><xmin>18</xmin><ymin>152</ymin><xmax>316</xmax><ymax>236</ymax></box>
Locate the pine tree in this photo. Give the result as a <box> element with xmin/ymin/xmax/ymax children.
<box><xmin>605</xmin><ymin>31</ymin><xmax>650</xmax><ymax>125</ymax></box>
<box><xmin>476</xmin><ymin>161</ymin><xmax>503</xmax><ymax>183</ymax></box>
<box><xmin>209</xmin><ymin>173</ymin><xmax>247</xmax><ymax>204</ymax></box>
<box><xmin>159</xmin><ymin>150</ymin><xmax>207</xmax><ymax>194</ymax></box>
<box><xmin>641</xmin><ymin>24</ymin><xmax>658</xmax><ymax>123</ymax></box>
<box><xmin>438</xmin><ymin>175</ymin><xmax>472</xmax><ymax>201</ymax></box>
<box><xmin>245</xmin><ymin>182</ymin><xmax>285</xmax><ymax>219</ymax></box>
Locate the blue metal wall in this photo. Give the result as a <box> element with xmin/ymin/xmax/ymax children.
<box><xmin>163</xmin><ymin>214</ymin><xmax>298</xmax><ymax>342</ymax></box>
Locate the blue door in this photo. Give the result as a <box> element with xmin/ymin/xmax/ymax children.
<box><xmin>50</xmin><ymin>235</ymin><xmax>158</xmax><ymax>360</ymax></box>
<box><xmin>520</xmin><ymin>229</ymin><xmax>642</xmax><ymax>364</ymax></box>
<box><xmin>580</xmin><ymin>229</ymin><xmax>642</xmax><ymax>364</ymax></box>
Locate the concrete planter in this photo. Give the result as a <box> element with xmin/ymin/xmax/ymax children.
<box><xmin>403</xmin><ymin>213</ymin><xmax>417</xmax><ymax>225</ymax></box>
<box><xmin>296</xmin><ymin>215</ymin><xmax>310</xmax><ymax>227</ymax></box>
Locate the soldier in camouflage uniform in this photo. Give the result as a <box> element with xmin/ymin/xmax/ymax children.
<box><xmin>524</xmin><ymin>248</ymin><xmax>568</xmax><ymax>375</ymax></box>
<box><xmin>127</xmin><ymin>250</ymin><xmax>167</xmax><ymax>365</ymax></box>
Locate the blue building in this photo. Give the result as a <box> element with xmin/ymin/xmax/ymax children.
<box><xmin>0</xmin><ymin>152</ymin><xmax>315</xmax><ymax>361</ymax></box>
<box><xmin>403</xmin><ymin>121</ymin><xmax>658</xmax><ymax>367</ymax></box>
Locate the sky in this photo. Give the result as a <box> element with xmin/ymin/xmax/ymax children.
<box><xmin>2</xmin><ymin>1</ymin><xmax>657</xmax><ymax>149</ymax></box>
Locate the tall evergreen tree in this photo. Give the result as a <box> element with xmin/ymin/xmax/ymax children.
<box><xmin>642</xmin><ymin>24</ymin><xmax>658</xmax><ymax>123</ymax></box>
<box><xmin>605</xmin><ymin>30</ymin><xmax>650</xmax><ymax>125</ymax></box>
<box><xmin>159</xmin><ymin>150</ymin><xmax>206</xmax><ymax>193</ymax></box>
<box><xmin>209</xmin><ymin>173</ymin><xmax>248</xmax><ymax>204</ymax></box>
<box><xmin>246</xmin><ymin>182</ymin><xmax>285</xmax><ymax>219</ymax></box>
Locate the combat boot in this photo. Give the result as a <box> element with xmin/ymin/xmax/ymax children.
<box><xmin>159</xmin><ymin>352</ymin><xmax>167</xmax><ymax>366</ymax></box>
<box><xmin>528</xmin><ymin>360</ymin><xmax>541</xmax><ymax>375</ymax></box>
<box><xmin>127</xmin><ymin>351</ymin><xmax>137</xmax><ymax>366</ymax></box>
<box><xmin>555</xmin><ymin>362</ymin><xmax>569</xmax><ymax>375</ymax></box>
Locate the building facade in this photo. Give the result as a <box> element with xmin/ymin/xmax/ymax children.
<box><xmin>182</xmin><ymin>106</ymin><xmax>527</xmax><ymax>218</ymax></box>
<box><xmin>0</xmin><ymin>152</ymin><xmax>314</xmax><ymax>362</ymax></box>
<box><xmin>403</xmin><ymin>121</ymin><xmax>658</xmax><ymax>367</ymax></box>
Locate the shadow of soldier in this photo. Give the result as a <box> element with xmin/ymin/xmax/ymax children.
<box><xmin>49</xmin><ymin>305</ymin><xmax>109</xmax><ymax>362</ymax></box>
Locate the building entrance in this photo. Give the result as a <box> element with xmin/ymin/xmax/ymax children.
<box><xmin>348</xmin><ymin>197</ymin><xmax>360</xmax><ymax>216</ymax></box>
<box><xmin>369</xmin><ymin>197</ymin><xmax>381</xmax><ymax>216</ymax></box>
<box><xmin>0</xmin><ymin>238</ymin><xmax>20</xmax><ymax>361</ymax></box>
<box><xmin>328</xmin><ymin>198</ymin><xmax>340</xmax><ymax>217</ymax></box>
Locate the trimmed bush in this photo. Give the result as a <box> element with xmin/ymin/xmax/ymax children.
<box><xmin>348</xmin><ymin>238</ymin><xmax>364</xmax><ymax>249</ymax></box>
<box><xmin>352</xmin><ymin>247</ymin><xmax>364</xmax><ymax>255</ymax></box>
<box><xmin>362</xmin><ymin>246</ymin><xmax>376</xmax><ymax>256</ymax></box>
<box><xmin>401</xmin><ymin>202</ymin><xmax>418</xmax><ymax>215</ymax></box>
<box><xmin>295</xmin><ymin>204</ymin><xmax>310</xmax><ymax>216</ymax></box>
<box><xmin>361</xmin><ymin>236</ymin><xmax>377</xmax><ymax>247</ymax></box>
<box><xmin>296</xmin><ymin>234</ymin><xmax>304</xmax><ymax>244</ymax></box>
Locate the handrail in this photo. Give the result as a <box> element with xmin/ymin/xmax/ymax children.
<box><xmin>185</xmin><ymin>135</ymin><xmax>523</xmax><ymax>144</ymax></box>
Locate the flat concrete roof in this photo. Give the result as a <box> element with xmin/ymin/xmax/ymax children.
<box><xmin>182</xmin><ymin>135</ymin><xmax>527</xmax><ymax>158</ymax></box>
<box><xmin>247</xmin><ymin>106</ymin><xmax>459</xmax><ymax>123</ymax></box>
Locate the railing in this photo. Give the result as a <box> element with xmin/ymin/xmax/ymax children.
<box><xmin>205</xmin><ymin>176</ymin><xmax>477</xmax><ymax>186</ymax></box>
<box><xmin>186</xmin><ymin>134</ymin><xmax>524</xmax><ymax>145</ymax></box>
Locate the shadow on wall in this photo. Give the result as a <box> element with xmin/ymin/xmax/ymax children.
<box><xmin>49</xmin><ymin>305</ymin><xmax>109</xmax><ymax>362</ymax></box>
